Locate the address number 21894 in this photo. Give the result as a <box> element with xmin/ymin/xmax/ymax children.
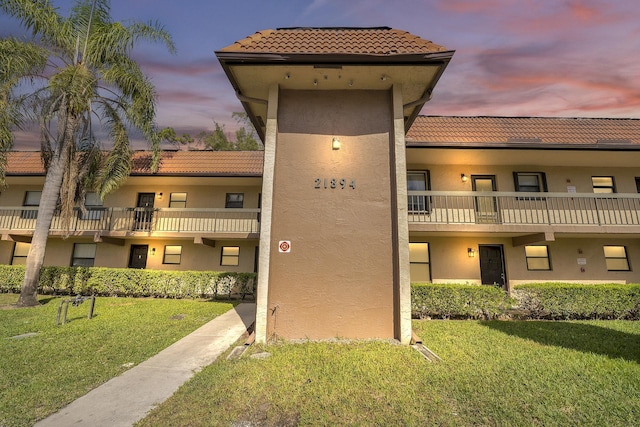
<box><xmin>314</xmin><ymin>178</ymin><xmax>356</xmax><ymax>189</ymax></box>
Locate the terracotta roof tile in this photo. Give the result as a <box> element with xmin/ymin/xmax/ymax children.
<box><xmin>5</xmin><ymin>151</ymin><xmax>264</xmax><ymax>176</ymax></box>
<box><xmin>406</xmin><ymin>116</ymin><xmax>640</xmax><ymax>146</ymax></box>
<box><xmin>218</xmin><ymin>27</ymin><xmax>448</xmax><ymax>55</ymax></box>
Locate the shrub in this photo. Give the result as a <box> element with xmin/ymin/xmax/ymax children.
<box><xmin>0</xmin><ymin>265</ymin><xmax>257</xmax><ymax>299</ymax></box>
<box><xmin>411</xmin><ymin>283</ymin><xmax>513</xmax><ymax>319</ymax></box>
<box><xmin>513</xmin><ymin>283</ymin><xmax>640</xmax><ymax>320</ymax></box>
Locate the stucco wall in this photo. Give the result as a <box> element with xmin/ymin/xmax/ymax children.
<box><xmin>405</xmin><ymin>164</ymin><xmax>640</xmax><ymax>193</ymax></box>
<box><xmin>415</xmin><ymin>236</ymin><xmax>640</xmax><ymax>285</ymax></box>
<box><xmin>266</xmin><ymin>89</ymin><xmax>397</xmax><ymax>340</ymax></box>
<box><xmin>2</xmin><ymin>237</ymin><xmax>257</xmax><ymax>271</ymax></box>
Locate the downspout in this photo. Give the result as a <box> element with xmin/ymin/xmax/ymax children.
<box><xmin>236</xmin><ymin>91</ymin><xmax>268</xmax><ymax>105</ymax></box>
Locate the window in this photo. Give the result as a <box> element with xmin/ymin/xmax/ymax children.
<box><xmin>409</xmin><ymin>243</ymin><xmax>430</xmax><ymax>282</ymax></box>
<box><xmin>603</xmin><ymin>246</ymin><xmax>630</xmax><ymax>271</ymax></box>
<box><xmin>80</xmin><ymin>192</ymin><xmax>103</xmax><ymax>220</ymax></box>
<box><xmin>21</xmin><ymin>191</ymin><xmax>41</xmax><ymax>219</ymax></box>
<box><xmin>635</xmin><ymin>177</ymin><xmax>640</xmax><ymax>193</ymax></box>
<box><xmin>525</xmin><ymin>245</ymin><xmax>551</xmax><ymax>271</ymax></box>
<box><xmin>11</xmin><ymin>242</ymin><xmax>30</xmax><ymax>265</ymax></box>
<box><xmin>163</xmin><ymin>245</ymin><xmax>182</xmax><ymax>264</ymax></box>
<box><xmin>592</xmin><ymin>177</ymin><xmax>615</xmax><ymax>193</ymax></box>
<box><xmin>169</xmin><ymin>192</ymin><xmax>187</xmax><ymax>208</ymax></box>
<box><xmin>71</xmin><ymin>243</ymin><xmax>96</xmax><ymax>267</ymax></box>
<box><xmin>514</xmin><ymin>172</ymin><xmax>547</xmax><ymax>192</ymax></box>
<box><xmin>407</xmin><ymin>171</ymin><xmax>430</xmax><ymax>212</ymax></box>
<box><xmin>225</xmin><ymin>193</ymin><xmax>244</xmax><ymax>208</ymax></box>
<box><xmin>221</xmin><ymin>246</ymin><xmax>240</xmax><ymax>266</ymax></box>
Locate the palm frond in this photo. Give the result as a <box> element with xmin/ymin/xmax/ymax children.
<box><xmin>0</xmin><ymin>0</ymin><xmax>75</xmax><ymax>56</ymax></box>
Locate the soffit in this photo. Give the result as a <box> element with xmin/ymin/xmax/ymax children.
<box><xmin>407</xmin><ymin>147</ymin><xmax>640</xmax><ymax>167</ymax></box>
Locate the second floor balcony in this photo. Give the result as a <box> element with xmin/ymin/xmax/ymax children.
<box><xmin>0</xmin><ymin>207</ymin><xmax>261</xmax><ymax>237</ymax></box>
<box><xmin>407</xmin><ymin>191</ymin><xmax>640</xmax><ymax>232</ymax></box>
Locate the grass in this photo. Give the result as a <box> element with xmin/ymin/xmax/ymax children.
<box><xmin>139</xmin><ymin>320</ymin><xmax>640</xmax><ymax>427</ymax></box>
<box><xmin>0</xmin><ymin>293</ymin><xmax>234</xmax><ymax>427</ymax></box>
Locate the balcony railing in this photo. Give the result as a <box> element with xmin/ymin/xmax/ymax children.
<box><xmin>0</xmin><ymin>207</ymin><xmax>261</xmax><ymax>234</ymax></box>
<box><xmin>407</xmin><ymin>191</ymin><xmax>640</xmax><ymax>226</ymax></box>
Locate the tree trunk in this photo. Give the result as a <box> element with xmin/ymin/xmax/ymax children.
<box><xmin>16</xmin><ymin>151</ymin><xmax>68</xmax><ymax>307</ymax></box>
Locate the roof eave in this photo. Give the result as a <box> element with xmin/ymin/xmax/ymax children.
<box><xmin>406</xmin><ymin>142</ymin><xmax>640</xmax><ymax>150</ymax></box>
<box><xmin>215</xmin><ymin>50</ymin><xmax>455</xmax><ymax>142</ymax></box>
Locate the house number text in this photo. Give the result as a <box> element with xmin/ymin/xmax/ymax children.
<box><xmin>314</xmin><ymin>178</ymin><xmax>356</xmax><ymax>189</ymax></box>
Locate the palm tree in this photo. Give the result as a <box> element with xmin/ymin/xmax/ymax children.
<box><xmin>0</xmin><ymin>0</ymin><xmax>175</xmax><ymax>307</ymax></box>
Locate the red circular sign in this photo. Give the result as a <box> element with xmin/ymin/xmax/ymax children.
<box><xmin>279</xmin><ymin>241</ymin><xmax>290</xmax><ymax>252</ymax></box>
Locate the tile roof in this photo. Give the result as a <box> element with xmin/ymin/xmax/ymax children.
<box><xmin>5</xmin><ymin>151</ymin><xmax>264</xmax><ymax>176</ymax></box>
<box><xmin>406</xmin><ymin>116</ymin><xmax>640</xmax><ymax>146</ymax></box>
<box><xmin>217</xmin><ymin>27</ymin><xmax>449</xmax><ymax>55</ymax></box>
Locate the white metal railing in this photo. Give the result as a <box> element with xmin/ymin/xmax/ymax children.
<box><xmin>0</xmin><ymin>207</ymin><xmax>261</xmax><ymax>234</ymax></box>
<box><xmin>407</xmin><ymin>191</ymin><xmax>640</xmax><ymax>226</ymax></box>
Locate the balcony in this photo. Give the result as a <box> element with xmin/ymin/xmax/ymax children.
<box><xmin>0</xmin><ymin>207</ymin><xmax>261</xmax><ymax>236</ymax></box>
<box><xmin>407</xmin><ymin>191</ymin><xmax>640</xmax><ymax>233</ymax></box>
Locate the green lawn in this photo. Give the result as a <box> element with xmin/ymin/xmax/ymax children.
<box><xmin>0</xmin><ymin>293</ymin><xmax>234</xmax><ymax>427</ymax></box>
<box><xmin>139</xmin><ymin>320</ymin><xmax>640</xmax><ymax>427</ymax></box>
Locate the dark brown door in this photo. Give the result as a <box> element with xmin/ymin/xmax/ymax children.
<box><xmin>134</xmin><ymin>193</ymin><xmax>155</xmax><ymax>231</ymax></box>
<box><xmin>129</xmin><ymin>245</ymin><xmax>148</xmax><ymax>269</ymax></box>
<box><xmin>479</xmin><ymin>245</ymin><xmax>506</xmax><ymax>288</ymax></box>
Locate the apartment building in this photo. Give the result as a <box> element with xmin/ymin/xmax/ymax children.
<box><xmin>2</xmin><ymin>27</ymin><xmax>639</xmax><ymax>343</ymax></box>
<box><xmin>1</xmin><ymin>151</ymin><xmax>263</xmax><ymax>273</ymax></box>
<box><xmin>4</xmin><ymin>118</ymin><xmax>639</xmax><ymax>286</ymax></box>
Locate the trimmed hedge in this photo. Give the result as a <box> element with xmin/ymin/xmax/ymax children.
<box><xmin>512</xmin><ymin>283</ymin><xmax>640</xmax><ymax>320</ymax></box>
<box><xmin>0</xmin><ymin>265</ymin><xmax>256</xmax><ymax>299</ymax></box>
<box><xmin>411</xmin><ymin>283</ymin><xmax>513</xmax><ymax>319</ymax></box>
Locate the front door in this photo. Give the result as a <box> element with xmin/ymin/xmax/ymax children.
<box><xmin>129</xmin><ymin>245</ymin><xmax>148</xmax><ymax>269</ymax></box>
<box><xmin>472</xmin><ymin>175</ymin><xmax>498</xmax><ymax>223</ymax></box>
<box><xmin>479</xmin><ymin>244</ymin><xmax>506</xmax><ymax>288</ymax></box>
<box><xmin>134</xmin><ymin>193</ymin><xmax>155</xmax><ymax>231</ymax></box>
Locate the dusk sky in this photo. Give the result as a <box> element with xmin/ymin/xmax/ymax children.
<box><xmin>2</xmin><ymin>0</ymin><xmax>639</xmax><ymax>149</ymax></box>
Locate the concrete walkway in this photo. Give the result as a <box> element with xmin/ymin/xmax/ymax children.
<box><xmin>36</xmin><ymin>303</ymin><xmax>256</xmax><ymax>427</ymax></box>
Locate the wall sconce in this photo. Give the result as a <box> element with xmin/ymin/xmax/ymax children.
<box><xmin>332</xmin><ymin>137</ymin><xmax>341</xmax><ymax>150</ymax></box>
<box><xmin>467</xmin><ymin>248</ymin><xmax>476</xmax><ymax>258</ymax></box>
<box><xmin>157</xmin><ymin>192</ymin><xmax>163</xmax><ymax>200</ymax></box>
<box><xmin>461</xmin><ymin>174</ymin><xmax>468</xmax><ymax>183</ymax></box>
<box><xmin>151</xmin><ymin>248</ymin><xmax>156</xmax><ymax>256</ymax></box>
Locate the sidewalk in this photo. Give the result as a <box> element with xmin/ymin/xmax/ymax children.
<box><xmin>35</xmin><ymin>303</ymin><xmax>255</xmax><ymax>427</ymax></box>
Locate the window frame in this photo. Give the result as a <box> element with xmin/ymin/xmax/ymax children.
<box><xmin>11</xmin><ymin>242</ymin><xmax>30</xmax><ymax>265</ymax></box>
<box><xmin>21</xmin><ymin>191</ymin><xmax>41</xmax><ymax>219</ymax></box>
<box><xmin>407</xmin><ymin>170</ymin><xmax>431</xmax><ymax>213</ymax></box>
<box><xmin>409</xmin><ymin>242</ymin><xmax>431</xmax><ymax>282</ymax></box>
<box><xmin>592</xmin><ymin>176</ymin><xmax>616</xmax><ymax>194</ymax></box>
<box><xmin>225</xmin><ymin>193</ymin><xmax>244</xmax><ymax>209</ymax></box>
<box><xmin>71</xmin><ymin>243</ymin><xmax>97</xmax><ymax>267</ymax></box>
<box><xmin>163</xmin><ymin>245</ymin><xmax>183</xmax><ymax>265</ymax></box>
<box><xmin>603</xmin><ymin>245</ymin><xmax>630</xmax><ymax>271</ymax></box>
<box><xmin>513</xmin><ymin>172</ymin><xmax>548</xmax><ymax>193</ymax></box>
<box><xmin>524</xmin><ymin>245</ymin><xmax>551</xmax><ymax>271</ymax></box>
<box><xmin>79</xmin><ymin>192</ymin><xmax>104</xmax><ymax>220</ymax></box>
<box><xmin>169</xmin><ymin>192</ymin><xmax>187</xmax><ymax>208</ymax></box>
<box><xmin>221</xmin><ymin>246</ymin><xmax>240</xmax><ymax>266</ymax></box>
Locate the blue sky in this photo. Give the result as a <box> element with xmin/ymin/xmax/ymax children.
<box><xmin>2</xmin><ymin>0</ymin><xmax>639</xmax><ymax>148</ymax></box>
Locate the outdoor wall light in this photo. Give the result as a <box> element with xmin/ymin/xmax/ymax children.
<box><xmin>468</xmin><ymin>248</ymin><xmax>476</xmax><ymax>258</ymax></box>
<box><xmin>157</xmin><ymin>192</ymin><xmax>163</xmax><ymax>200</ymax></box>
<box><xmin>461</xmin><ymin>174</ymin><xmax>468</xmax><ymax>183</ymax></box>
<box><xmin>151</xmin><ymin>248</ymin><xmax>156</xmax><ymax>256</ymax></box>
<box><xmin>332</xmin><ymin>137</ymin><xmax>341</xmax><ymax>150</ymax></box>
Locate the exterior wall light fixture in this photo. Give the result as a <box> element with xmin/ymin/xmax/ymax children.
<box><xmin>157</xmin><ymin>192</ymin><xmax>163</xmax><ymax>200</ymax></box>
<box><xmin>151</xmin><ymin>248</ymin><xmax>156</xmax><ymax>256</ymax></box>
<box><xmin>461</xmin><ymin>174</ymin><xmax>468</xmax><ymax>183</ymax></box>
<box><xmin>468</xmin><ymin>247</ymin><xmax>476</xmax><ymax>257</ymax></box>
<box><xmin>332</xmin><ymin>137</ymin><xmax>341</xmax><ymax>150</ymax></box>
